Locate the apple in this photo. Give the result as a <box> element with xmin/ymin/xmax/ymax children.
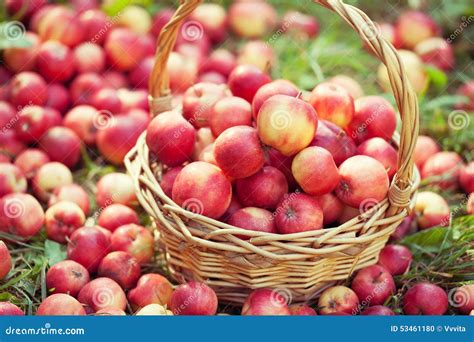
<box><xmin>242</xmin><ymin>288</ymin><xmax>291</xmax><ymax>316</ymax></box>
<box><xmin>160</xmin><ymin>167</ymin><xmax>184</xmax><ymax>198</ymax></box>
<box><xmin>172</xmin><ymin>162</ymin><xmax>232</xmax><ymax>219</ymax></box>
<box><xmin>390</xmin><ymin>215</ymin><xmax>415</xmax><ymax>241</ymax></box>
<box><xmin>414</xmin><ymin>37</ymin><xmax>454</xmax><ymax>72</ymax></box>
<box><xmin>192</xmin><ymin>128</ymin><xmax>215</xmax><ymax>163</ymax></box>
<box><xmin>396</xmin><ymin>11</ymin><xmax>440</xmax><ymax>49</ymax></box>
<box><xmin>228</xmin><ymin>64</ymin><xmax>271</xmax><ymax>103</ymax></box>
<box><xmin>378</xmin><ymin>244</ymin><xmax>412</xmax><ymax>276</ymax></box>
<box><xmin>0</xmin><ymin>241</ymin><xmax>12</xmax><ymax>279</ymax></box>
<box><xmin>97</xmin><ymin>110</ymin><xmax>149</xmax><ymax>165</ymax></box>
<box><xmin>98</xmin><ymin>251</ymin><xmax>141</xmax><ymax>290</ymax></box>
<box><xmin>229</xmin><ymin>1</ymin><xmax>277</xmax><ymax>39</ymax></box>
<box><xmin>318</xmin><ymin>286</ymin><xmax>359</xmax><ymax>315</ymax></box>
<box><xmin>421</xmin><ymin>151</ymin><xmax>463</xmax><ymax>189</ymax></box>
<box><xmin>46</xmin><ymin>260</ymin><xmax>90</xmax><ymax>297</ymax></box>
<box><xmin>36</xmin><ymin>41</ymin><xmax>76</xmax><ymax>82</ymax></box>
<box><xmin>136</xmin><ymin>304</ymin><xmax>173</xmax><ymax>316</ymax></box>
<box><xmin>214</xmin><ymin>126</ymin><xmax>265</xmax><ymax>179</ymax></box>
<box><xmin>78</xmin><ymin>9</ymin><xmax>110</xmax><ymax>44</ymax></box>
<box><xmin>8</xmin><ymin>71</ymin><xmax>47</xmax><ymax>108</ymax></box>
<box><xmin>117</xmin><ymin>90</ymin><xmax>149</xmax><ymax>112</ymax></box>
<box><xmin>116</xmin><ymin>5</ymin><xmax>152</xmax><ymax>34</ymax></box>
<box><xmin>357</xmin><ymin>137</ymin><xmax>398</xmax><ymax>178</ymax></box>
<box><xmin>289</xmin><ymin>304</ymin><xmax>317</xmax><ymax>316</ymax></box>
<box><xmin>170</xmin><ymin>281</ymin><xmax>218</xmax><ymax>316</ymax></box>
<box><xmin>37</xmin><ymin>294</ymin><xmax>86</xmax><ymax>316</ymax></box>
<box><xmin>45</xmin><ymin>201</ymin><xmax>85</xmax><ymax>244</ymax></box>
<box><xmin>0</xmin><ymin>132</ymin><xmax>25</xmax><ymax>160</ymax></box>
<box><xmin>413</xmin><ymin>135</ymin><xmax>440</xmax><ymax>170</ymax></box>
<box><xmin>335</xmin><ymin>155</ymin><xmax>389</xmax><ymax>208</ymax></box>
<box><xmin>198</xmin><ymin>72</ymin><xmax>227</xmax><ymax>85</ymax></box>
<box><xmin>6</xmin><ymin>0</ymin><xmax>46</xmax><ymax>20</ymax></box>
<box><xmin>235</xmin><ymin>166</ymin><xmax>288</xmax><ymax>210</ymax></box>
<box><xmin>95</xmin><ymin>308</ymin><xmax>126</xmax><ymax>316</ymax></box>
<box><xmin>275</xmin><ymin>193</ymin><xmax>323</xmax><ymax>234</ymax></box>
<box><xmin>96</xmin><ymin>172</ymin><xmax>137</xmax><ymax>208</ymax></box>
<box><xmin>351</xmin><ymin>265</ymin><xmax>396</xmax><ymax>306</ymax></box>
<box><xmin>228</xmin><ymin>207</ymin><xmax>276</xmax><ymax>238</ymax></box>
<box><xmin>14</xmin><ymin>105</ymin><xmax>50</xmax><ymax>144</ymax></box>
<box><xmin>182</xmin><ymin>82</ymin><xmax>228</xmax><ymax>128</ymax></box>
<box><xmin>90</xmin><ymin>88</ymin><xmax>122</xmax><ymax>114</ymax></box>
<box><xmin>252</xmin><ymin>80</ymin><xmax>299</xmax><ymax>120</ymax></box>
<box><xmin>49</xmin><ymin>184</ymin><xmax>90</xmax><ymax>215</ymax></box>
<box><xmin>70</xmin><ymin>72</ymin><xmax>105</xmax><ymax>105</ymax></box>
<box><xmin>0</xmin><ymin>302</ymin><xmax>24</xmax><ymax>316</ymax></box>
<box><xmin>309</xmin><ymin>82</ymin><xmax>354</xmax><ymax>129</ymax></box>
<box><xmin>310</xmin><ymin>120</ymin><xmax>357</xmax><ymax>166</ymax></box>
<box><xmin>378</xmin><ymin>50</ymin><xmax>428</xmax><ymax>94</ymax></box>
<box><xmin>453</xmin><ymin>285</ymin><xmax>474</xmax><ymax>315</ymax></box>
<box><xmin>63</xmin><ymin>105</ymin><xmax>102</xmax><ymax>145</ymax></box>
<box><xmin>151</xmin><ymin>8</ymin><xmax>174</xmax><ymax>36</ymax></box>
<box><xmin>455</xmin><ymin>80</ymin><xmax>474</xmax><ymax>111</ymax></box>
<box><xmin>377</xmin><ymin>22</ymin><xmax>402</xmax><ymax>49</ymax></box>
<box><xmin>146</xmin><ymin>111</ymin><xmax>196</xmax><ymax>167</ymax></box>
<box><xmin>403</xmin><ymin>282</ymin><xmax>448</xmax><ymax>315</ymax></box>
<box><xmin>257</xmin><ymin>95</ymin><xmax>318</xmax><ymax>156</ymax></box>
<box><xmin>238</xmin><ymin>40</ymin><xmax>275</xmax><ymax>72</ymax></box>
<box><xmin>210</xmin><ymin>96</ymin><xmax>253</xmax><ymax>136</ymax></box>
<box><xmin>292</xmin><ymin>146</ymin><xmax>340</xmax><ymax>195</ymax></box>
<box><xmin>103</xmin><ymin>71</ymin><xmax>129</xmax><ymax>90</ymax></box>
<box><xmin>0</xmin><ymin>163</ymin><xmax>27</xmax><ymax>197</ymax></box>
<box><xmin>282</xmin><ymin>11</ymin><xmax>319</xmax><ymax>39</ymax></box>
<box><xmin>0</xmin><ymin>193</ymin><xmax>44</xmax><ymax>239</ymax></box>
<box><xmin>45</xmin><ymin>83</ymin><xmax>70</xmax><ymax>114</ymax></box>
<box><xmin>200</xmin><ymin>49</ymin><xmax>237</xmax><ymax>78</ymax></box>
<box><xmin>128</xmin><ymin>273</ymin><xmax>173</xmax><ymax>308</ymax></box>
<box><xmin>110</xmin><ymin>224</ymin><xmax>154</xmax><ymax>264</ymax></box>
<box><xmin>189</xmin><ymin>3</ymin><xmax>227</xmax><ymax>43</ymax></box>
<box><xmin>98</xmin><ymin>204</ymin><xmax>139</xmax><ymax>232</ymax></box>
<box><xmin>128</xmin><ymin>57</ymin><xmax>153</xmax><ymax>89</ymax></box>
<box><xmin>414</xmin><ymin>191</ymin><xmax>450</xmax><ymax>229</ymax></box>
<box><xmin>220</xmin><ymin>195</ymin><xmax>243</xmax><ymax>222</ymax></box>
<box><xmin>347</xmin><ymin>96</ymin><xmax>397</xmax><ymax>144</ymax></box>
<box><xmin>104</xmin><ymin>28</ymin><xmax>146</xmax><ymax>71</ymax></box>
<box><xmin>36</xmin><ymin>5</ymin><xmax>85</xmax><ymax>47</ymax></box>
<box><xmin>78</xmin><ymin>277</ymin><xmax>127</xmax><ymax>312</ymax></box>
<box><xmin>73</xmin><ymin>43</ymin><xmax>105</xmax><ymax>74</ymax></box>
<box><xmin>315</xmin><ymin>193</ymin><xmax>344</xmax><ymax>226</ymax></box>
<box><xmin>460</xmin><ymin>162</ymin><xmax>474</xmax><ymax>194</ymax></box>
<box><xmin>39</xmin><ymin>127</ymin><xmax>82</xmax><ymax>168</ymax></box>
<box><xmin>3</xmin><ymin>32</ymin><xmax>39</xmax><ymax>73</ymax></box>
<box><xmin>337</xmin><ymin>205</ymin><xmax>361</xmax><ymax>224</ymax></box>
<box><xmin>327</xmin><ymin>75</ymin><xmax>364</xmax><ymax>100</ymax></box>
<box><xmin>67</xmin><ymin>226</ymin><xmax>111</xmax><ymax>273</ymax></box>
<box><xmin>167</xmin><ymin>52</ymin><xmax>198</xmax><ymax>93</ymax></box>
<box><xmin>361</xmin><ymin>305</ymin><xmax>395</xmax><ymax>316</ymax></box>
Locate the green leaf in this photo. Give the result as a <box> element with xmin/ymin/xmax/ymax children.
<box><xmin>425</xmin><ymin>65</ymin><xmax>448</xmax><ymax>89</ymax></box>
<box><xmin>44</xmin><ymin>240</ymin><xmax>67</xmax><ymax>267</ymax></box>
<box><xmin>402</xmin><ymin>226</ymin><xmax>454</xmax><ymax>254</ymax></box>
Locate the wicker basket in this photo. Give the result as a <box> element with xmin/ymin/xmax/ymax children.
<box><xmin>125</xmin><ymin>0</ymin><xmax>420</xmax><ymax>305</ymax></box>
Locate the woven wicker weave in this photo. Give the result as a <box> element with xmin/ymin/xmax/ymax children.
<box><xmin>125</xmin><ymin>0</ymin><xmax>420</xmax><ymax>304</ymax></box>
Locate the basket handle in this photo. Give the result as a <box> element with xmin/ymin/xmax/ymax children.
<box><xmin>148</xmin><ymin>0</ymin><xmax>419</xmax><ymax>214</ymax></box>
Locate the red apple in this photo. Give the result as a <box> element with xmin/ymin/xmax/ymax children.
<box><xmin>378</xmin><ymin>244</ymin><xmax>412</xmax><ymax>276</ymax></box>
<box><xmin>105</xmin><ymin>28</ymin><xmax>146</xmax><ymax>71</ymax></box>
<box><xmin>8</xmin><ymin>71</ymin><xmax>47</xmax><ymax>108</ymax></box>
<box><xmin>309</xmin><ymin>82</ymin><xmax>354</xmax><ymax>129</ymax></box>
<box><xmin>413</xmin><ymin>135</ymin><xmax>440</xmax><ymax>170</ymax></box>
<box><xmin>49</xmin><ymin>184</ymin><xmax>90</xmax><ymax>215</ymax></box>
<box><xmin>73</xmin><ymin>43</ymin><xmax>105</xmax><ymax>74</ymax></box>
<box><xmin>378</xmin><ymin>22</ymin><xmax>402</xmax><ymax>49</ymax></box>
<box><xmin>403</xmin><ymin>282</ymin><xmax>448</xmax><ymax>315</ymax></box>
<box><xmin>63</xmin><ymin>105</ymin><xmax>100</xmax><ymax>145</ymax></box>
<box><xmin>0</xmin><ymin>302</ymin><xmax>24</xmax><ymax>316</ymax></box>
<box><xmin>228</xmin><ymin>207</ymin><xmax>276</xmax><ymax>238</ymax></box>
<box><xmin>214</xmin><ymin>126</ymin><xmax>265</xmax><ymax>179</ymax></box>
<box><xmin>238</xmin><ymin>40</ymin><xmax>275</xmax><ymax>72</ymax></box>
<box><xmin>189</xmin><ymin>3</ymin><xmax>227</xmax><ymax>43</ymax></box>
<box><xmin>252</xmin><ymin>80</ymin><xmax>299</xmax><ymax>120</ymax></box>
<box><xmin>36</xmin><ymin>5</ymin><xmax>85</xmax><ymax>47</ymax></box>
<box><xmin>102</xmin><ymin>71</ymin><xmax>129</xmax><ymax>90</ymax></box>
<box><xmin>275</xmin><ymin>193</ymin><xmax>323</xmax><ymax>234</ymax></box>
<box><xmin>96</xmin><ymin>172</ymin><xmax>137</xmax><ymax>208</ymax></box>
<box><xmin>357</xmin><ymin>137</ymin><xmax>398</xmax><ymax>178</ymax></box>
<box><xmin>67</xmin><ymin>226</ymin><xmax>111</xmax><ymax>273</ymax></box>
<box><xmin>396</xmin><ymin>11</ymin><xmax>440</xmax><ymax>49</ymax></box>
<box><xmin>37</xmin><ymin>294</ymin><xmax>86</xmax><ymax>316</ymax></box>
<box><xmin>228</xmin><ymin>64</ymin><xmax>271</xmax><ymax>103</ymax></box>
<box><xmin>151</xmin><ymin>8</ymin><xmax>174</xmax><ymax>37</ymax></box>
<box><xmin>361</xmin><ymin>305</ymin><xmax>395</xmax><ymax>316</ymax></box>
<box><xmin>328</xmin><ymin>75</ymin><xmax>364</xmax><ymax>100</ymax></box>
<box><xmin>98</xmin><ymin>251</ymin><xmax>141</xmax><ymax>290</ymax></box>
<box><xmin>160</xmin><ymin>166</ymin><xmax>184</xmax><ymax>198</ymax></box>
<box><xmin>455</xmin><ymin>80</ymin><xmax>474</xmax><ymax>111</ymax></box>
<box><xmin>79</xmin><ymin>9</ymin><xmax>110</xmax><ymax>44</ymax></box>
<box><xmin>45</xmin><ymin>83</ymin><xmax>70</xmax><ymax>114</ymax></box>
<box><xmin>210</xmin><ymin>96</ymin><xmax>252</xmax><ymax>137</ymax></box>
<box><xmin>242</xmin><ymin>288</ymin><xmax>291</xmax><ymax>316</ymax></box>
<box><xmin>310</xmin><ymin>120</ymin><xmax>357</xmax><ymax>166</ymax></box>
<box><xmin>200</xmin><ymin>49</ymin><xmax>237</xmax><ymax>78</ymax></box>
<box><xmin>98</xmin><ymin>204</ymin><xmax>139</xmax><ymax>232</ymax></box>
<box><xmin>257</xmin><ymin>95</ymin><xmax>318</xmax><ymax>156</ymax></box>
<box><xmin>337</xmin><ymin>205</ymin><xmax>361</xmax><ymax>224</ymax></box>
<box><xmin>170</xmin><ymin>281</ymin><xmax>218</xmax><ymax>316</ymax></box>
<box><xmin>414</xmin><ymin>191</ymin><xmax>450</xmax><ymax>229</ymax></box>
<box><xmin>0</xmin><ymin>163</ymin><xmax>27</xmax><ymax>197</ymax></box>
<box><xmin>315</xmin><ymin>193</ymin><xmax>344</xmax><ymax>226</ymax></box>
<box><xmin>347</xmin><ymin>96</ymin><xmax>397</xmax><ymax>144</ymax></box>
<box><xmin>229</xmin><ymin>2</ymin><xmax>277</xmax><ymax>39</ymax></box>
<box><xmin>70</xmin><ymin>72</ymin><xmax>105</xmax><ymax>105</ymax></box>
<box><xmin>129</xmin><ymin>57</ymin><xmax>153</xmax><ymax>89</ymax></box>
<box><xmin>0</xmin><ymin>241</ymin><xmax>12</xmax><ymax>279</ymax></box>
<box><xmin>282</xmin><ymin>11</ymin><xmax>319</xmax><ymax>39</ymax></box>
<box><xmin>6</xmin><ymin>0</ymin><xmax>46</xmax><ymax>20</ymax></box>
<box><xmin>172</xmin><ymin>162</ymin><xmax>232</xmax><ymax>219</ymax></box>
<box><xmin>146</xmin><ymin>111</ymin><xmax>196</xmax><ymax>167</ymax></box>
<box><xmin>40</xmin><ymin>127</ymin><xmax>82</xmax><ymax>168</ymax></box>
<box><xmin>46</xmin><ymin>260</ymin><xmax>90</xmax><ymax>297</ymax></box>
<box><xmin>421</xmin><ymin>151</ymin><xmax>463</xmax><ymax>189</ymax></box>
<box><xmin>390</xmin><ymin>215</ymin><xmax>414</xmax><ymax>241</ymax></box>
<box><xmin>0</xmin><ymin>193</ymin><xmax>44</xmax><ymax>239</ymax></box>
<box><xmin>460</xmin><ymin>162</ymin><xmax>474</xmax><ymax>194</ymax></box>
<box><xmin>167</xmin><ymin>52</ymin><xmax>198</xmax><ymax>93</ymax></box>
<box><xmin>117</xmin><ymin>90</ymin><xmax>149</xmax><ymax>112</ymax></box>
<box><xmin>453</xmin><ymin>285</ymin><xmax>474</xmax><ymax>315</ymax></box>
<box><xmin>220</xmin><ymin>195</ymin><xmax>243</xmax><ymax>222</ymax></box>
<box><xmin>3</xmin><ymin>32</ymin><xmax>39</xmax><ymax>73</ymax></box>
<box><xmin>351</xmin><ymin>264</ymin><xmax>396</xmax><ymax>306</ymax></box>
<box><xmin>198</xmin><ymin>72</ymin><xmax>227</xmax><ymax>85</ymax></box>
<box><xmin>110</xmin><ymin>224</ymin><xmax>154</xmax><ymax>264</ymax></box>
<box><xmin>292</xmin><ymin>146</ymin><xmax>340</xmax><ymax>195</ymax></box>
<box><xmin>289</xmin><ymin>304</ymin><xmax>317</xmax><ymax>316</ymax></box>
<box><xmin>14</xmin><ymin>105</ymin><xmax>49</xmax><ymax>144</ymax></box>
<box><xmin>235</xmin><ymin>166</ymin><xmax>288</xmax><ymax>210</ymax></box>
<box><xmin>36</xmin><ymin>41</ymin><xmax>76</xmax><ymax>82</ymax></box>
<box><xmin>90</xmin><ymin>88</ymin><xmax>122</xmax><ymax>114</ymax></box>
<box><xmin>318</xmin><ymin>286</ymin><xmax>359</xmax><ymax>315</ymax></box>
<box><xmin>128</xmin><ymin>273</ymin><xmax>173</xmax><ymax>308</ymax></box>
<box><xmin>45</xmin><ymin>201</ymin><xmax>86</xmax><ymax>243</ymax></box>
<box><xmin>414</xmin><ymin>37</ymin><xmax>454</xmax><ymax>72</ymax></box>
<box><xmin>78</xmin><ymin>277</ymin><xmax>127</xmax><ymax>312</ymax></box>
